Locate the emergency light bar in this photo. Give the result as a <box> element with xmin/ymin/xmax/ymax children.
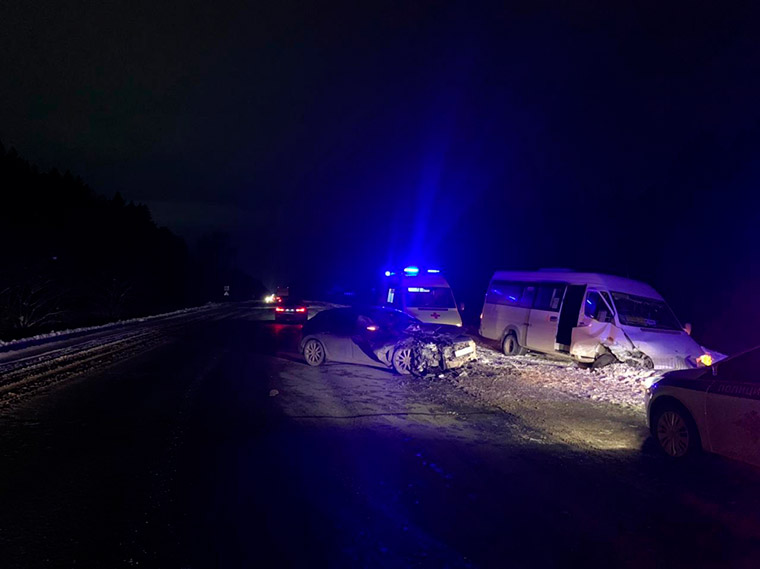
<box><xmin>383</xmin><ymin>267</ymin><xmax>442</xmax><ymax>276</ymax></box>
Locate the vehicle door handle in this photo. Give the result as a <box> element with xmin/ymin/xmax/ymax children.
<box><xmin>549</xmin><ymin>316</ymin><xmax>558</xmax><ymax>322</ymax></box>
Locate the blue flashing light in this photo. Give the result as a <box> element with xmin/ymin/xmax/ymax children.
<box><xmin>427</xmin><ymin>269</ymin><xmax>441</xmax><ymax>273</ymax></box>
<box><xmin>384</xmin><ymin>271</ymin><xmax>392</xmax><ymax>277</ymax></box>
<box><xmin>403</xmin><ymin>266</ymin><xmax>420</xmax><ymax>276</ymax></box>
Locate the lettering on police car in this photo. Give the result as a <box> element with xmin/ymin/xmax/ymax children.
<box><xmin>713</xmin><ymin>383</ymin><xmax>760</xmax><ymax>400</ymax></box>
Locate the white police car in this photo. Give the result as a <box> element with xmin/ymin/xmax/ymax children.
<box><xmin>646</xmin><ymin>345</ymin><xmax>760</xmax><ymax>465</ymax></box>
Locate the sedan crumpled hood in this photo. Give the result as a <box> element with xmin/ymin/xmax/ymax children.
<box><xmin>404</xmin><ymin>323</ymin><xmax>470</xmax><ymax>342</ymax></box>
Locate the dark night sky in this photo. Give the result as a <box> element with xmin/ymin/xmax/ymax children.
<box><xmin>2</xmin><ymin>1</ymin><xmax>760</xmax><ymax>352</ymax></box>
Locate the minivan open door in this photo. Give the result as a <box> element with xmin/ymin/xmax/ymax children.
<box><xmin>556</xmin><ymin>285</ymin><xmax>587</xmax><ymax>352</ymax></box>
<box><xmin>526</xmin><ymin>283</ymin><xmax>567</xmax><ymax>353</ymax></box>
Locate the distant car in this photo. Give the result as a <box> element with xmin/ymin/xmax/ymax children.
<box><xmin>646</xmin><ymin>345</ymin><xmax>760</xmax><ymax>465</ymax></box>
<box><xmin>274</xmin><ymin>298</ymin><xmax>309</xmax><ymax>323</ymax></box>
<box><xmin>299</xmin><ymin>306</ymin><xmax>476</xmax><ymax>375</ymax></box>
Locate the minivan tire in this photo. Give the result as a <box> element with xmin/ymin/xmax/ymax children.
<box><xmin>502</xmin><ymin>332</ymin><xmax>524</xmax><ymax>356</ymax></box>
<box><xmin>591</xmin><ymin>352</ymin><xmax>617</xmax><ymax>370</ymax></box>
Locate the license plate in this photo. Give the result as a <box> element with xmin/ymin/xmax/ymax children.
<box><xmin>454</xmin><ymin>345</ymin><xmax>474</xmax><ymax>358</ymax></box>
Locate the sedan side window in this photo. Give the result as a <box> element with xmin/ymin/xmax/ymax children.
<box><xmin>715</xmin><ymin>347</ymin><xmax>760</xmax><ymax>383</ymax></box>
<box><xmin>329</xmin><ymin>310</ymin><xmax>357</xmax><ymax>336</ymax></box>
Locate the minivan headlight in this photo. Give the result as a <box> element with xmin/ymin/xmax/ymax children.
<box><xmin>696</xmin><ymin>354</ymin><xmax>713</xmax><ymax>367</ymax></box>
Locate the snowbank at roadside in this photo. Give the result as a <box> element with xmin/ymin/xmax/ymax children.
<box><xmin>452</xmin><ymin>348</ymin><xmax>659</xmax><ymax>409</ymax></box>
<box><xmin>0</xmin><ymin>303</ymin><xmax>219</xmax><ymax>350</ymax></box>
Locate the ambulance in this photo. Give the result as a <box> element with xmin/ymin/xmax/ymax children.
<box><xmin>380</xmin><ymin>267</ymin><xmax>463</xmax><ymax>327</ymax></box>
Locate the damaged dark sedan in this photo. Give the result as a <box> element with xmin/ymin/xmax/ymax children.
<box><xmin>300</xmin><ymin>307</ymin><xmax>477</xmax><ymax>375</ymax></box>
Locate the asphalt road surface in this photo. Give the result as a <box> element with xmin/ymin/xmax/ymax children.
<box><xmin>1</xmin><ymin>305</ymin><xmax>759</xmax><ymax>568</ymax></box>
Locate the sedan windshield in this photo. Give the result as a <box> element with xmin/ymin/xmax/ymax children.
<box><xmin>610</xmin><ymin>292</ymin><xmax>682</xmax><ymax>331</ymax></box>
<box><xmin>403</xmin><ymin>287</ymin><xmax>456</xmax><ymax>308</ymax></box>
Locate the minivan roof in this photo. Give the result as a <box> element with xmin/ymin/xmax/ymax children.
<box><xmin>490</xmin><ymin>271</ymin><xmax>663</xmax><ymax>300</ymax></box>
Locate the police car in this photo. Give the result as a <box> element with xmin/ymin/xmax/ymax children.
<box><xmin>646</xmin><ymin>345</ymin><xmax>760</xmax><ymax>465</ymax></box>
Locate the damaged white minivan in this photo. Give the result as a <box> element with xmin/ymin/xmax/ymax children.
<box><xmin>479</xmin><ymin>270</ymin><xmax>712</xmax><ymax>370</ymax></box>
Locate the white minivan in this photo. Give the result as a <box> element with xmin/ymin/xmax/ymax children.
<box><xmin>479</xmin><ymin>270</ymin><xmax>711</xmax><ymax>370</ymax></box>
<box><xmin>380</xmin><ymin>267</ymin><xmax>463</xmax><ymax>327</ymax></box>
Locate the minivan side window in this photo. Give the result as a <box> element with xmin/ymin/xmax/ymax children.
<box><xmin>487</xmin><ymin>281</ymin><xmax>533</xmax><ymax>308</ymax></box>
<box><xmin>533</xmin><ymin>284</ymin><xmax>566</xmax><ymax>312</ymax></box>
<box><xmin>585</xmin><ymin>291</ymin><xmax>614</xmax><ymax>323</ymax></box>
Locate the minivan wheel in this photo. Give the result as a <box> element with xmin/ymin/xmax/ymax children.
<box><xmin>502</xmin><ymin>332</ymin><xmax>524</xmax><ymax>356</ymax></box>
<box><xmin>303</xmin><ymin>339</ymin><xmax>326</xmax><ymax>366</ymax></box>
<box><xmin>652</xmin><ymin>403</ymin><xmax>701</xmax><ymax>459</ymax></box>
<box><xmin>591</xmin><ymin>352</ymin><xmax>617</xmax><ymax>370</ymax></box>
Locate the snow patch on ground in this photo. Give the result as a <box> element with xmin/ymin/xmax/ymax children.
<box><xmin>453</xmin><ymin>346</ymin><xmax>659</xmax><ymax>409</ymax></box>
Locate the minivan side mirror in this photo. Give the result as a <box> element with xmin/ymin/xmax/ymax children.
<box><xmin>683</xmin><ymin>322</ymin><xmax>693</xmax><ymax>336</ymax></box>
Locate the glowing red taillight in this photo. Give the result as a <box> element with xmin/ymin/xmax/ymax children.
<box><xmin>296</xmin><ymin>307</ymin><xmax>306</xmax><ymax>313</ymax></box>
<box><xmin>275</xmin><ymin>307</ymin><xmax>285</xmax><ymax>312</ymax></box>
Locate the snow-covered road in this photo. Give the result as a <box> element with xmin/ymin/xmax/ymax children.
<box><xmin>0</xmin><ymin>303</ymin><xmax>263</xmax><ymax>406</ymax></box>
<box><xmin>0</xmin><ymin>301</ymin><xmax>340</xmax><ymax>407</ymax></box>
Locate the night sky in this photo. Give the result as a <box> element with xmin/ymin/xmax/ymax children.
<box><xmin>2</xmin><ymin>1</ymin><xmax>759</xmax><ymax>352</ymax></box>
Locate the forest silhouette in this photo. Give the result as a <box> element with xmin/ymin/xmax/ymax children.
<box><xmin>0</xmin><ymin>143</ymin><xmax>263</xmax><ymax>341</ymax></box>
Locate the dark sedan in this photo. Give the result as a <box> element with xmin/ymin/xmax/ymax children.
<box><xmin>274</xmin><ymin>298</ymin><xmax>309</xmax><ymax>323</ymax></box>
<box><xmin>299</xmin><ymin>306</ymin><xmax>476</xmax><ymax>375</ymax></box>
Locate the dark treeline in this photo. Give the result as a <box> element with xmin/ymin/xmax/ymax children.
<box><xmin>0</xmin><ymin>143</ymin><xmax>264</xmax><ymax>341</ymax></box>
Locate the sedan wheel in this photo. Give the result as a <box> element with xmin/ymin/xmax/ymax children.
<box><xmin>392</xmin><ymin>346</ymin><xmax>413</xmax><ymax>375</ymax></box>
<box><xmin>654</xmin><ymin>406</ymin><xmax>697</xmax><ymax>458</ymax></box>
<box><xmin>303</xmin><ymin>339</ymin><xmax>326</xmax><ymax>366</ymax></box>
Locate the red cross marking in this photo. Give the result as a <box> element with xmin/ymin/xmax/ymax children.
<box><xmin>431</xmin><ymin>312</ymin><xmax>441</xmax><ymax>319</ymax></box>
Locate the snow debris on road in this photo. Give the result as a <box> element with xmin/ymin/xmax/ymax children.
<box><xmin>452</xmin><ymin>347</ymin><xmax>659</xmax><ymax>409</ymax></box>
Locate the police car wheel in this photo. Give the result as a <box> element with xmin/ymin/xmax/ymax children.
<box><xmin>303</xmin><ymin>339</ymin><xmax>326</xmax><ymax>366</ymax></box>
<box><xmin>502</xmin><ymin>332</ymin><xmax>524</xmax><ymax>356</ymax></box>
<box><xmin>653</xmin><ymin>404</ymin><xmax>700</xmax><ymax>459</ymax></box>
<box><xmin>392</xmin><ymin>346</ymin><xmax>413</xmax><ymax>375</ymax></box>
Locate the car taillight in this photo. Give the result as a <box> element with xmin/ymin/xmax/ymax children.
<box><xmin>275</xmin><ymin>307</ymin><xmax>285</xmax><ymax>312</ymax></box>
<box><xmin>296</xmin><ymin>307</ymin><xmax>306</xmax><ymax>313</ymax></box>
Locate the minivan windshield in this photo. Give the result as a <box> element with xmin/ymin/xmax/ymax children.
<box><xmin>610</xmin><ymin>292</ymin><xmax>682</xmax><ymax>331</ymax></box>
<box><xmin>404</xmin><ymin>287</ymin><xmax>456</xmax><ymax>308</ymax></box>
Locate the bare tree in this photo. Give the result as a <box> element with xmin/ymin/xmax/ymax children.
<box><xmin>99</xmin><ymin>277</ymin><xmax>133</xmax><ymax>321</ymax></box>
<box><xmin>9</xmin><ymin>278</ymin><xmax>66</xmax><ymax>331</ymax></box>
